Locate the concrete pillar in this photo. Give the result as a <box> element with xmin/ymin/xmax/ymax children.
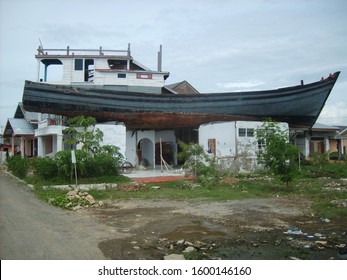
<box><xmin>37</xmin><ymin>136</ymin><xmax>44</xmax><ymax>157</ymax></box>
<box><xmin>20</xmin><ymin>137</ymin><xmax>25</xmax><ymax>158</ymax></box>
<box><xmin>11</xmin><ymin>133</ymin><xmax>15</xmax><ymax>157</ymax></box>
<box><xmin>57</xmin><ymin>134</ymin><xmax>64</xmax><ymax>153</ymax></box>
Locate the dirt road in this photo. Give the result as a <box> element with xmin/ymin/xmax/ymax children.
<box><xmin>0</xmin><ymin>171</ymin><xmax>123</xmax><ymax>259</ymax></box>
<box><xmin>1</xmin><ymin>170</ymin><xmax>345</xmax><ymax>260</ymax></box>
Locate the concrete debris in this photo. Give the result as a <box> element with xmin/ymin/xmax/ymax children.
<box><xmin>164</xmin><ymin>254</ymin><xmax>186</xmax><ymax>260</ymax></box>
<box><xmin>330</xmin><ymin>199</ymin><xmax>347</xmax><ymax>208</ymax></box>
<box><xmin>183</xmin><ymin>246</ymin><xmax>196</xmax><ymax>253</ymax></box>
<box><xmin>84</xmin><ymin>194</ymin><xmax>95</xmax><ymax>204</ymax></box>
<box><xmin>289</xmin><ymin>256</ymin><xmax>301</xmax><ymax>260</ymax></box>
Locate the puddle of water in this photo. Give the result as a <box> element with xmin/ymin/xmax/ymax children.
<box><xmin>161</xmin><ymin>220</ymin><xmax>228</xmax><ymax>240</ymax></box>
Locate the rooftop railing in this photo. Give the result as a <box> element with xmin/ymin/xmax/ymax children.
<box><xmin>37</xmin><ymin>44</ymin><xmax>131</xmax><ymax>56</ymax></box>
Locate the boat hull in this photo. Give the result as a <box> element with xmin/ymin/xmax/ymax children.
<box><xmin>22</xmin><ymin>72</ymin><xmax>340</xmax><ymax>129</ymax></box>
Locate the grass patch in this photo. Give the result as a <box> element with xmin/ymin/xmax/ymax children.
<box><xmin>25</xmin><ymin>175</ymin><xmax>131</xmax><ymax>187</ymax></box>
<box><xmin>24</xmin><ymin>162</ymin><xmax>347</xmax><ymax>218</ymax></box>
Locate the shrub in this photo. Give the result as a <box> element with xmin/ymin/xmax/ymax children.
<box><xmin>177</xmin><ymin>141</ymin><xmax>219</xmax><ymax>187</ymax></box>
<box><xmin>32</xmin><ymin>157</ymin><xmax>58</xmax><ymax>180</ymax></box>
<box><xmin>6</xmin><ymin>156</ymin><xmax>30</xmax><ymax>179</ymax></box>
<box><xmin>54</xmin><ymin>150</ymin><xmax>88</xmax><ymax>179</ymax></box>
<box><xmin>84</xmin><ymin>154</ymin><xmax>119</xmax><ymax>177</ymax></box>
<box><xmin>256</xmin><ymin>119</ymin><xmax>300</xmax><ymax>190</ymax></box>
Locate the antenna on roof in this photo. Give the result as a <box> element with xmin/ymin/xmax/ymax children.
<box><xmin>38</xmin><ymin>38</ymin><xmax>44</xmax><ymax>54</ymax></box>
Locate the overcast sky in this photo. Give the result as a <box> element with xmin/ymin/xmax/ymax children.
<box><xmin>1</xmin><ymin>0</ymin><xmax>346</xmax><ymax>130</ymax></box>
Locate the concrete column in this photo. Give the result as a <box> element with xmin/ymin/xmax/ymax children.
<box><xmin>37</xmin><ymin>136</ymin><xmax>44</xmax><ymax>157</ymax></box>
<box><xmin>324</xmin><ymin>137</ymin><xmax>330</xmax><ymax>152</ymax></box>
<box><xmin>11</xmin><ymin>134</ymin><xmax>15</xmax><ymax>157</ymax></box>
<box><xmin>305</xmin><ymin>136</ymin><xmax>310</xmax><ymax>159</ymax></box>
<box><xmin>20</xmin><ymin>137</ymin><xmax>25</xmax><ymax>158</ymax></box>
<box><xmin>57</xmin><ymin>134</ymin><xmax>64</xmax><ymax>153</ymax></box>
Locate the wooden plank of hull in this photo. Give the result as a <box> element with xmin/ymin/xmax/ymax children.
<box><xmin>22</xmin><ymin>72</ymin><xmax>340</xmax><ymax>129</ymax></box>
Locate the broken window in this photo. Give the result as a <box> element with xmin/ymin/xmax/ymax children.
<box><xmin>108</xmin><ymin>59</ymin><xmax>127</xmax><ymax>70</ymax></box>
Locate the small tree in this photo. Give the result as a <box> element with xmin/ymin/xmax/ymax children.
<box><xmin>63</xmin><ymin>116</ymin><xmax>103</xmax><ymax>152</ymax></box>
<box><xmin>177</xmin><ymin>140</ymin><xmax>219</xmax><ymax>187</ymax></box>
<box><xmin>256</xmin><ymin>119</ymin><xmax>299</xmax><ymax>190</ymax></box>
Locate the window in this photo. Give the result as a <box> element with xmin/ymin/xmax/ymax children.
<box><xmin>118</xmin><ymin>73</ymin><xmax>126</xmax><ymax>78</ymax></box>
<box><xmin>75</xmin><ymin>59</ymin><xmax>83</xmax><ymax>70</ymax></box>
<box><xmin>239</xmin><ymin>128</ymin><xmax>246</xmax><ymax>137</ymax></box>
<box><xmin>247</xmin><ymin>128</ymin><xmax>254</xmax><ymax>137</ymax></box>
<box><xmin>108</xmin><ymin>59</ymin><xmax>127</xmax><ymax>70</ymax></box>
<box><xmin>239</xmin><ymin>128</ymin><xmax>255</xmax><ymax>137</ymax></box>
<box><xmin>258</xmin><ymin>139</ymin><xmax>266</xmax><ymax>151</ymax></box>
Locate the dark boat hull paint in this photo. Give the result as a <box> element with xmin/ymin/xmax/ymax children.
<box><xmin>22</xmin><ymin>72</ymin><xmax>340</xmax><ymax>129</ymax></box>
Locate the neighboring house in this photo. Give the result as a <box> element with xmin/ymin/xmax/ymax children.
<box><xmin>35</xmin><ymin>114</ymin><xmax>65</xmax><ymax>157</ymax></box>
<box><xmin>164</xmin><ymin>80</ymin><xmax>200</xmax><ymax>95</ymax></box>
<box><xmin>2</xmin><ymin>103</ymin><xmax>38</xmax><ymax>157</ymax></box>
<box><xmin>294</xmin><ymin>123</ymin><xmax>346</xmax><ymax>159</ymax></box>
<box><xmin>331</xmin><ymin>126</ymin><xmax>347</xmax><ymax>159</ymax></box>
<box><xmin>199</xmin><ymin>121</ymin><xmax>289</xmax><ymax>172</ymax></box>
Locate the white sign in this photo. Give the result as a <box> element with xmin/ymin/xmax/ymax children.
<box><xmin>71</xmin><ymin>150</ymin><xmax>76</xmax><ymax>164</ymax></box>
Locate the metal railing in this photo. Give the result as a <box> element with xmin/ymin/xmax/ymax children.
<box><xmin>37</xmin><ymin>44</ymin><xmax>131</xmax><ymax>56</ymax></box>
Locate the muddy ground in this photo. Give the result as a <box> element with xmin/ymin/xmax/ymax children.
<box><xmin>80</xmin><ymin>197</ymin><xmax>346</xmax><ymax>260</ymax></box>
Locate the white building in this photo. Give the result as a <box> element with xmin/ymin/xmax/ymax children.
<box><xmin>199</xmin><ymin>121</ymin><xmax>289</xmax><ymax>172</ymax></box>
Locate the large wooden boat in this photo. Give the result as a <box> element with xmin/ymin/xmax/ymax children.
<box><xmin>21</xmin><ymin>45</ymin><xmax>340</xmax><ymax>129</ymax></box>
<box><xmin>23</xmin><ymin>72</ymin><xmax>339</xmax><ymax>129</ymax></box>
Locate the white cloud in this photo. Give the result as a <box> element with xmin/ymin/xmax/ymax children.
<box><xmin>318</xmin><ymin>101</ymin><xmax>347</xmax><ymax>125</ymax></box>
<box><xmin>216</xmin><ymin>80</ymin><xmax>265</xmax><ymax>90</ymax></box>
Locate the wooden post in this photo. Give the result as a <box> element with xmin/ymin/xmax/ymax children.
<box><xmin>160</xmin><ymin>138</ymin><xmax>163</xmax><ymax>173</ymax></box>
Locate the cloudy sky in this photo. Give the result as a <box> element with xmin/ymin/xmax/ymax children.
<box><xmin>1</xmin><ymin>0</ymin><xmax>346</xmax><ymax>130</ymax></box>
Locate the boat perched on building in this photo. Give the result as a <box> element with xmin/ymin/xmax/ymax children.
<box><xmin>22</xmin><ymin>45</ymin><xmax>340</xmax><ymax>129</ymax></box>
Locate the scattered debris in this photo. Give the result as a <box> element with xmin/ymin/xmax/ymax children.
<box><xmin>164</xmin><ymin>254</ymin><xmax>185</xmax><ymax>260</ymax></box>
<box><xmin>183</xmin><ymin>246</ymin><xmax>196</xmax><ymax>253</ymax></box>
<box><xmin>330</xmin><ymin>199</ymin><xmax>347</xmax><ymax>208</ymax></box>
<box><xmin>284</xmin><ymin>227</ymin><xmax>304</xmax><ymax>235</ymax></box>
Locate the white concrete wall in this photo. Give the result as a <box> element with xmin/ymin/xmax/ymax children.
<box><xmin>199</xmin><ymin>122</ymin><xmax>236</xmax><ymax>157</ymax></box>
<box><xmin>199</xmin><ymin>121</ymin><xmax>289</xmax><ymax>173</ymax></box>
<box><xmin>95</xmin><ymin>123</ymin><xmax>126</xmax><ymax>156</ymax></box>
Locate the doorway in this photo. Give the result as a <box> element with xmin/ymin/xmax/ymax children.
<box><xmin>137</xmin><ymin>138</ymin><xmax>154</xmax><ymax>168</ymax></box>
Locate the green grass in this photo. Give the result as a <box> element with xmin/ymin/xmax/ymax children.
<box><xmin>24</xmin><ymin>162</ymin><xmax>347</xmax><ymax>218</ymax></box>
<box><xmin>25</xmin><ymin>175</ymin><xmax>132</xmax><ymax>187</ymax></box>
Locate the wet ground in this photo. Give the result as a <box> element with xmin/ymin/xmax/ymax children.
<box><xmin>81</xmin><ymin>197</ymin><xmax>347</xmax><ymax>260</ymax></box>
